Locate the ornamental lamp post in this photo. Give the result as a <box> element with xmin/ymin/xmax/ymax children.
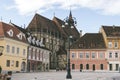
<box><xmin>62</xmin><ymin>11</ymin><xmax>77</xmax><ymax>80</ymax></box>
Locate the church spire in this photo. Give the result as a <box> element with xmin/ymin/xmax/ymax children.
<box><xmin>69</xmin><ymin>10</ymin><xmax>72</xmax><ymax>20</ymax></box>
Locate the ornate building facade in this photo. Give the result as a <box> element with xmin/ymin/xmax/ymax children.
<box><xmin>26</xmin><ymin>12</ymin><xmax>80</xmax><ymax>69</ymax></box>
<box><xmin>0</xmin><ymin>22</ymin><xmax>28</xmax><ymax>73</ymax></box>
<box><xmin>70</xmin><ymin>33</ymin><xmax>107</xmax><ymax>71</ymax></box>
<box><xmin>100</xmin><ymin>26</ymin><xmax>120</xmax><ymax>71</ymax></box>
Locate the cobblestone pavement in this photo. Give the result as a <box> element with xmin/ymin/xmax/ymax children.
<box><xmin>11</xmin><ymin>71</ymin><xmax>120</xmax><ymax>80</ymax></box>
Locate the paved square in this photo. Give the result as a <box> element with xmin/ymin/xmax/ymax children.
<box><xmin>11</xmin><ymin>71</ymin><xmax>120</xmax><ymax>80</ymax></box>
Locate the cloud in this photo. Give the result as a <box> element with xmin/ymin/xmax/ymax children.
<box><xmin>12</xmin><ymin>0</ymin><xmax>120</xmax><ymax>15</ymax></box>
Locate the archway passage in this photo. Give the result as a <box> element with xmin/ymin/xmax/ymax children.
<box><xmin>21</xmin><ymin>62</ymin><xmax>26</xmax><ymax>72</ymax></box>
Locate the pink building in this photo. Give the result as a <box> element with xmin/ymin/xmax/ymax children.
<box><xmin>70</xmin><ymin>33</ymin><xmax>107</xmax><ymax>71</ymax></box>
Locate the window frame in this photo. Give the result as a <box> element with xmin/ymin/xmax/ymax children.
<box><xmin>86</xmin><ymin>53</ymin><xmax>90</xmax><ymax>58</ymax></box>
<box><xmin>6</xmin><ymin>60</ymin><xmax>10</xmax><ymax>67</ymax></box>
<box><xmin>6</xmin><ymin>45</ymin><xmax>10</xmax><ymax>53</ymax></box>
<box><xmin>108</xmin><ymin>41</ymin><xmax>112</xmax><ymax>48</ymax></box>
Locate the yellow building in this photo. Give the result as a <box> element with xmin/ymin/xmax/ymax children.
<box><xmin>0</xmin><ymin>22</ymin><xmax>28</xmax><ymax>73</ymax></box>
<box><xmin>100</xmin><ymin>26</ymin><xmax>120</xmax><ymax>71</ymax></box>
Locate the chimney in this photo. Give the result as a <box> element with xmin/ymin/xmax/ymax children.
<box><xmin>80</xmin><ymin>30</ymin><xmax>82</xmax><ymax>37</ymax></box>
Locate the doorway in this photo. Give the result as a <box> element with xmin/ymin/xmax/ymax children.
<box><xmin>93</xmin><ymin>64</ymin><xmax>95</xmax><ymax>71</ymax></box>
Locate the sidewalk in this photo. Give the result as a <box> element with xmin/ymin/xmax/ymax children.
<box><xmin>11</xmin><ymin>71</ymin><xmax>120</xmax><ymax>80</ymax></box>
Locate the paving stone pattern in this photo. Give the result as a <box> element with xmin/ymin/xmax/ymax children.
<box><xmin>11</xmin><ymin>71</ymin><xmax>120</xmax><ymax>80</ymax></box>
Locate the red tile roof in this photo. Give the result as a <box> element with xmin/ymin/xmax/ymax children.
<box><xmin>0</xmin><ymin>22</ymin><xmax>27</xmax><ymax>43</ymax></box>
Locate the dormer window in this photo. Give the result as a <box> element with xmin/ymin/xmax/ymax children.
<box><xmin>17</xmin><ymin>33</ymin><xmax>22</xmax><ymax>40</ymax></box>
<box><xmin>27</xmin><ymin>36</ymin><xmax>32</xmax><ymax>43</ymax></box>
<box><xmin>7</xmin><ymin>29</ymin><xmax>13</xmax><ymax>37</ymax></box>
<box><xmin>32</xmin><ymin>37</ymin><xmax>36</xmax><ymax>45</ymax></box>
<box><xmin>36</xmin><ymin>40</ymin><xmax>39</xmax><ymax>46</ymax></box>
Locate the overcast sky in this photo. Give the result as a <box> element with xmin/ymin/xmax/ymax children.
<box><xmin>1</xmin><ymin>0</ymin><xmax>120</xmax><ymax>34</ymax></box>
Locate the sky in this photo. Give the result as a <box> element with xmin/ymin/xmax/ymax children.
<box><xmin>1</xmin><ymin>0</ymin><xmax>120</xmax><ymax>34</ymax></box>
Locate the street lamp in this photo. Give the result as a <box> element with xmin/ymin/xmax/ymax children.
<box><xmin>62</xmin><ymin>11</ymin><xmax>77</xmax><ymax>80</ymax></box>
<box><xmin>0</xmin><ymin>46</ymin><xmax>4</xmax><ymax>56</ymax></box>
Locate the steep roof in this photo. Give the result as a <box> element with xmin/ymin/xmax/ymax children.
<box><xmin>0</xmin><ymin>22</ymin><xmax>27</xmax><ymax>43</ymax></box>
<box><xmin>71</xmin><ymin>33</ymin><xmax>106</xmax><ymax>49</ymax></box>
<box><xmin>102</xmin><ymin>26</ymin><xmax>120</xmax><ymax>37</ymax></box>
<box><xmin>11</xmin><ymin>23</ymin><xmax>27</xmax><ymax>34</ymax></box>
<box><xmin>53</xmin><ymin>16</ymin><xmax>80</xmax><ymax>41</ymax></box>
<box><xmin>53</xmin><ymin>17</ymin><xmax>67</xmax><ymax>39</ymax></box>
<box><xmin>11</xmin><ymin>22</ymin><xmax>50</xmax><ymax>50</ymax></box>
<box><xmin>27</xmin><ymin>13</ymin><xmax>61</xmax><ymax>37</ymax></box>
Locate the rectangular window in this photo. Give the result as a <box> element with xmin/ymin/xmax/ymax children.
<box><xmin>11</xmin><ymin>60</ymin><xmax>14</xmax><ymax>66</ymax></box>
<box><xmin>79</xmin><ymin>53</ymin><xmax>83</xmax><ymax>58</ymax></box>
<box><xmin>115</xmin><ymin>52</ymin><xmax>118</xmax><ymax>58</ymax></box>
<box><xmin>114</xmin><ymin>42</ymin><xmax>118</xmax><ymax>48</ymax></box>
<box><xmin>109</xmin><ymin>64</ymin><xmax>112</xmax><ymax>71</ymax></box>
<box><xmin>23</xmin><ymin>49</ymin><xmax>26</xmax><ymax>56</ymax></box>
<box><xmin>86</xmin><ymin>53</ymin><xmax>89</xmax><ymax>58</ymax></box>
<box><xmin>6</xmin><ymin>45</ymin><xmax>10</xmax><ymax>53</ymax></box>
<box><xmin>109</xmin><ymin>52</ymin><xmax>112</xmax><ymax>58</ymax></box>
<box><xmin>72</xmin><ymin>53</ymin><xmax>75</xmax><ymax>58</ymax></box>
<box><xmin>99</xmin><ymin>53</ymin><xmax>104</xmax><ymax>58</ymax></box>
<box><xmin>12</xmin><ymin>46</ymin><xmax>15</xmax><ymax>53</ymax></box>
<box><xmin>116</xmin><ymin>64</ymin><xmax>119</xmax><ymax>71</ymax></box>
<box><xmin>16</xmin><ymin>61</ymin><xmax>19</xmax><ymax>67</ymax></box>
<box><xmin>17</xmin><ymin>47</ymin><xmax>19</xmax><ymax>54</ymax></box>
<box><xmin>6</xmin><ymin>60</ymin><xmax>10</xmax><ymax>67</ymax></box>
<box><xmin>92</xmin><ymin>53</ymin><xmax>95</xmax><ymax>58</ymax></box>
<box><xmin>108</xmin><ymin>42</ymin><xmax>112</xmax><ymax>48</ymax></box>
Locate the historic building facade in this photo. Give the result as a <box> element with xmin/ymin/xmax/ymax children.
<box><xmin>0</xmin><ymin>22</ymin><xmax>28</xmax><ymax>73</ymax></box>
<box><xmin>26</xmin><ymin>12</ymin><xmax>80</xmax><ymax>69</ymax></box>
<box><xmin>100</xmin><ymin>26</ymin><xmax>120</xmax><ymax>71</ymax></box>
<box><xmin>27</xmin><ymin>35</ymin><xmax>50</xmax><ymax>72</ymax></box>
<box><xmin>12</xmin><ymin>23</ymin><xmax>50</xmax><ymax>72</ymax></box>
<box><xmin>70</xmin><ymin>33</ymin><xmax>107</xmax><ymax>71</ymax></box>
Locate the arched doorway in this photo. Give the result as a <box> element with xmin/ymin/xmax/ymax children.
<box><xmin>72</xmin><ymin>64</ymin><xmax>75</xmax><ymax>70</ymax></box>
<box><xmin>100</xmin><ymin>64</ymin><xmax>104</xmax><ymax>70</ymax></box>
<box><xmin>93</xmin><ymin>64</ymin><xmax>95</xmax><ymax>71</ymax></box>
<box><xmin>80</xmin><ymin>64</ymin><xmax>83</xmax><ymax>70</ymax></box>
<box><xmin>21</xmin><ymin>62</ymin><xmax>26</xmax><ymax>72</ymax></box>
<box><xmin>86</xmin><ymin>64</ymin><xmax>89</xmax><ymax>70</ymax></box>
